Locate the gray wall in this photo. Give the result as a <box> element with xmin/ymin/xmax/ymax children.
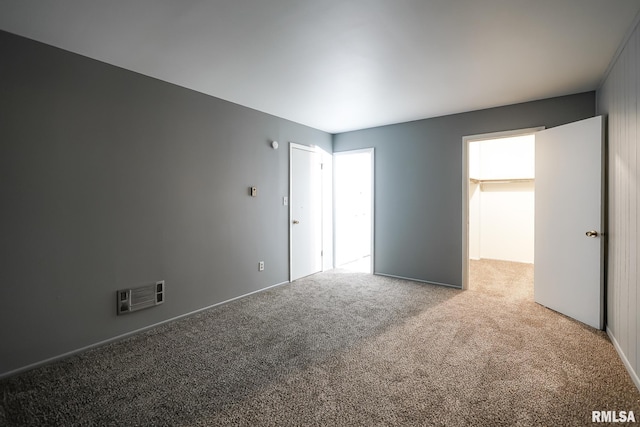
<box><xmin>0</xmin><ymin>31</ymin><xmax>331</xmax><ymax>376</ymax></box>
<box><xmin>333</xmin><ymin>92</ymin><xmax>595</xmax><ymax>286</ymax></box>
<box><xmin>0</xmin><ymin>28</ymin><xmax>599</xmax><ymax>378</ymax></box>
<box><xmin>597</xmin><ymin>17</ymin><xmax>640</xmax><ymax>388</ymax></box>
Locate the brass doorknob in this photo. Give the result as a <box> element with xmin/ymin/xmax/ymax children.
<box><xmin>292</xmin><ymin>220</ymin><xmax>300</xmax><ymax>224</ymax></box>
<box><xmin>585</xmin><ymin>230</ymin><xmax>599</xmax><ymax>238</ymax></box>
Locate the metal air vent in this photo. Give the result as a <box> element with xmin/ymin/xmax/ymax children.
<box><xmin>117</xmin><ymin>281</ymin><xmax>164</xmax><ymax>315</ymax></box>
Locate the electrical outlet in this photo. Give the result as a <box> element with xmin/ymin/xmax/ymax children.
<box><xmin>259</xmin><ymin>261</ymin><xmax>264</xmax><ymax>271</ymax></box>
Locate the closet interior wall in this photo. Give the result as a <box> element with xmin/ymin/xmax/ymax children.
<box><xmin>469</xmin><ymin>136</ymin><xmax>535</xmax><ymax>264</ymax></box>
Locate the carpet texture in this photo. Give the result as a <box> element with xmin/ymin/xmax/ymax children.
<box><xmin>1</xmin><ymin>259</ymin><xmax>639</xmax><ymax>426</ymax></box>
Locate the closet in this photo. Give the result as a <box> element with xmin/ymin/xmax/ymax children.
<box><xmin>468</xmin><ymin>135</ymin><xmax>535</xmax><ymax>264</ymax></box>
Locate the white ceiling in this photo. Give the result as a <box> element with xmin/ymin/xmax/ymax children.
<box><xmin>0</xmin><ymin>1</ymin><xmax>639</xmax><ymax>134</ymax></box>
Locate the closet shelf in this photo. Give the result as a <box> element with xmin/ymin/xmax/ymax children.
<box><xmin>469</xmin><ymin>178</ymin><xmax>534</xmax><ymax>184</ymax></box>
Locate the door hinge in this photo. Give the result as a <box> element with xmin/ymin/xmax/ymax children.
<box><xmin>321</xmin><ymin>250</ymin><xmax>324</xmax><ymax>256</ymax></box>
<box><xmin>320</xmin><ymin>163</ymin><xmax>324</xmax><ymax>170</ymax></box>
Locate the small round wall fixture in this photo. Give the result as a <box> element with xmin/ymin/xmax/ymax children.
<box><xmin>271</xmin><ymin>140</ymin><xmax>279</xmax><ymax>150</ymax></box>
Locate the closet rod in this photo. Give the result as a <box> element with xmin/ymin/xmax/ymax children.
<box><xmin>469</xmin><ymin>178</ymin><xmax>534</xmax><ymax>184</ymax></box>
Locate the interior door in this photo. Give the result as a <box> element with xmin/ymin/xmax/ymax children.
<box><xmin>290</xmin><ymin>144</ymin><xmax>322</xmax><ymax>281</ymax></box>
<box><xmin>534</xmin><ymin>116</ymin><xmax>604</xmax><ymax>329</ymax></box>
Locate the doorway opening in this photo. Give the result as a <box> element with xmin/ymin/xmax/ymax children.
<box><xmin>462</xmin><ymin>128</ymin><xmax>542</xmax><ymax>290</ymax></box>
<box><xmin>333</xmin><ymin>148</ymin><xmax>374</xmax><ymax>273</ymax></box>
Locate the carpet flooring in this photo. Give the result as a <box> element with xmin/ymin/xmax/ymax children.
<box><xmin>1</xmin><ymin>259</ymin><xmax>639</xmax><ymax>426</ymax></box>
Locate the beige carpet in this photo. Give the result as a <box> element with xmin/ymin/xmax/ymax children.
<box><xmin>1</xmin><ymin>259</ymin><xmax>638</xmax><ymax>426</ymax></box>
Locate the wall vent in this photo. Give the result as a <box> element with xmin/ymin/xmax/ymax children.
<box><xmin>117</xmin><ymin>281</ymin><xmax>164</xmax><ymax>315</ymax></box>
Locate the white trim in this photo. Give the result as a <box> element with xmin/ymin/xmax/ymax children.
<box><xmin>607</xmin><ymin>326</ymin><xmax>640</xmax><ymax>392</ymax></box>
<box><xmin>320</xmin><ymin>148</ymin><xmax>334</xmax><ymax>272</ymax></box>
<box><xmin>375</xmin><ymin>272</ymin><xmax>461</xmax><ymax>289</ymax></box>
<box><xmin>0</xmin><ymin>280</ymin><xmax>291</xmax><ymax>380</ymax></box>
<box><xmin>370</xmin><ymin>148</ymin><xmax>375</xmax><ymax>274</ymax></box>
<box><xmin>332</xmin><ymin>148</ymin><xmax>375</xmax><ymax>274</ymax></box>
<box><xmin>461</xmin><ymin>127</ymin><xmax>544</xmax><ymax>290</ymax></box>
<box><xmin>289</xmin><ymin>142</ymin><xmax>316</xmax><ymax>152</ymax></box>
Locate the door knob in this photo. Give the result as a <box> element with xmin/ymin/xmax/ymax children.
<box><xmin>292</xmin><ymin>220</ymin><xmax>300</xmax><ymax>224</ymax></box>
<box><xmin>585</xmin><ymin>230</ymin><xmax>599</xmax><ymax>238</ymax></box>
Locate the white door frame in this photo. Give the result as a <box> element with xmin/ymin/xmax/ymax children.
<box><xmin>333</xmin><ymin>148</ymin><xmax>375</xmax><ymax>273</ymax></box>
<box><xmin>461</xmin><ymin>127</ymin><xmax>544</xmax><ymax>290</ymax></box>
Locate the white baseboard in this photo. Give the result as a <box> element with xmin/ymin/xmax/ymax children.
<box><xmin>0</xmin><ymin>280</ymin><xmax>291</xmax><ymax>380</ymax></box>
<box><xmin>607</xmin><ymin>326</ymin><xmax>640</xmax><ymax>392</ymax></box>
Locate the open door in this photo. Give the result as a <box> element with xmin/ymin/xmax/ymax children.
<box><xmin>290</xmin><ymin>143</ymin><xmax>323</xmax><ymax>281</ymax></box>
<box><xmin>534</xmin><ymin>116</ymin><xmax>604</xmax><ymax>329</ymax></box>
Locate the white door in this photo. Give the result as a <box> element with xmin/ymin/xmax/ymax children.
<box><xmin>334</xmin><ymin>149</ymin><xmax>374</xmax><ymax>270</ymax></box>
<box><xmin>290</xmin><ymin>144</ymin><xmax>323</xmax><ymax>281</ymax></box>
<box><xmin>534</xmin><ymin>116</ymin><xmax>604</xmax><ymax>329</ymax></box>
